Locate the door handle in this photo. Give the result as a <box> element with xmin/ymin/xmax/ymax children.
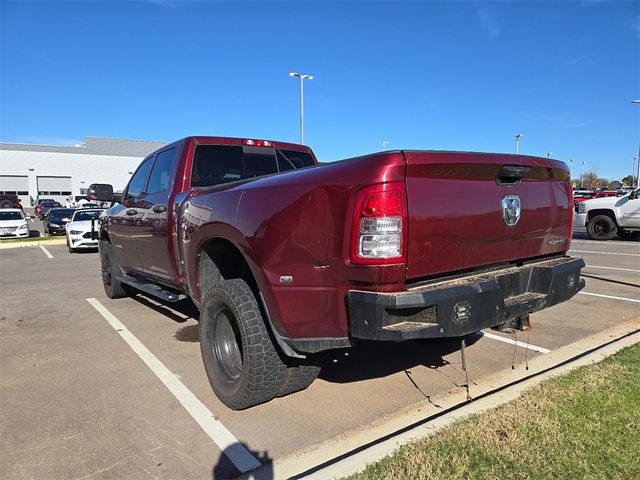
<box><xmin>126</xmin><ymin>209</ymin><xmax>138</xmax><ymax>216</ymax></box>
<box><xmin>152</xmin><ymin>205</ymin><xmax>167</xmax><ymax>213</ymax></box>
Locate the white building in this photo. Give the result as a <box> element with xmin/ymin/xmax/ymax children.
<box><xmin>0</xmin><ymin>136</ymin><xmax>167</xmax><ymax>206</ymax></box>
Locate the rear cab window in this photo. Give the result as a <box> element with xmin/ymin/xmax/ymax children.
<box><xmin>190</xmin><ymin>144</ymin><xmax>315</xmax><ymax>188</ymax></box>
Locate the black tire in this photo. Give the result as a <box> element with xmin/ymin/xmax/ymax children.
<box><xmin>586</xmin><ymin>214</ymin><xmax>617</xmax><ymax>241</ymax></box>
<box><xmin>100</xmin><ymin>240</ymin><xmax>129</xmax><ymax>299</ymax></box>
<box><xmin>277</xmin><ymin>364</ymin><xmax>321</xmax><ymax>397</ymax></box>
<box><xmin>617</xmin><ymin>229</ymin><xmax>640</xmax><ymax>241</ymax></box>
<box><xmin>200</xmin><ymin>278</ymin><xmax>287</xmax><ymax>410</ymax></box>
<box><xmin>0</xmin><ymin>200</ymin><xmax>12</xmax><ymax>209</ymax></box>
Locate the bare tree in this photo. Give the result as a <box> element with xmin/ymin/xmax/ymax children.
<box><xmin>581</xmin><ymin>169</ymin><xmax>600</xmax><ymax>189</ymax></box>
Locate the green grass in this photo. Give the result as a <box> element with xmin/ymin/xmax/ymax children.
<box><xmin>347</xmin><ymin>343</ymin><xmax>640</xmax><ymax>480</ymax></box>
<box><xmin>0</xmin><ymin>235</ymin><xmax>63</xmax><ymax>244</ymax></box>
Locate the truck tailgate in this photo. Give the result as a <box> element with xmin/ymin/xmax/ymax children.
<box><xmin>403</xmin><ymin>151</ymin><xmax>572</xmax><ymax>280</ymax></box>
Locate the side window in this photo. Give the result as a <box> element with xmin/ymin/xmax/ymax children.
<box><xmin>147</xmin><ymin>148</ymin><xmax>176</xmax><ymax>194</ymax></box>
<box><xmin>126</xmin><ymin>157</ymin><xmax>154</xmax><ymax>199</ymax></box>
<box><xmin>191</xmin><ymin>145</ymin><xmax>244</xmax><ymax>187</ymax></box>
<box><xmin>276</xmin><ymin>149</ymin><xmax>315</xmax><ymax>171</ymax></box>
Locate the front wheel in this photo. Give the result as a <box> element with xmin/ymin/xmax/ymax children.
<box><xmin>100</xmin><ymin>240</ymin><xmax>129</xmax><ymax>298</ymax></box>
<box><xmin>200</xmin><ymin>278</ymin><xmax>287</xmax><ymax>410</ymax></box>
<box><xmin>586</xmin><ymin>215</ymin><xmax>617</xmax><ymax>241</ymax></box>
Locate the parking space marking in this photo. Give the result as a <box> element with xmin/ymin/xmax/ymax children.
<box><xmin>578</xmin><ymin>291</ymin><xmax>640</xmax><ymax>304</ymax></box>
<box><xmin>569</xmin><ymin>248</ymin><xmax>640</xmax><ymax>257</ymax></box>
<box><xmin>39</xmin><ymin>245</ymin><xmax>53</xmax><ymax>259</ymax></box>
<box><xmin>569</xmin><ymin>249</ymin><xmax>640</xmax><ymax>257</ymax></box>
<box><xmin>474</xmin><ymin>331</ymin><xmax>551</xmax><ymax>353</ymax></box>
<box><xmin>583</xmin><ymin>265</ymin><xmax>640</xmax><ymax>273</ymax></box>
<box><xmin>86</xmin><ymin>298</ymin><xmax>261</xmax><ymax>474</ymax></box>
<box><xmin>571</xmin><ymin>239</ymin><xmax>638</xmax><ymax>246</ymax></box>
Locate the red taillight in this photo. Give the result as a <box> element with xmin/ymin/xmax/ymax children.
<box><xmin>350</xmin><ymin>182</ymin><xmax>407</xmax><ymax>265</ymax></box>
<box><xmin>362</xmin><ymin>190</ymin><xmax>403</xmax><ymax>217</ymax></box>
<box><xmin>243</xmin><ymin>139</ymin><xmax>273</xmax><ymax>147</ymax></box>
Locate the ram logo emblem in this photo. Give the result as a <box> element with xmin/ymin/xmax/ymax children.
<box><xmin>501</xmin><ymin>195</ymin><xmax>521</xmax><ymax>227</ymax></box>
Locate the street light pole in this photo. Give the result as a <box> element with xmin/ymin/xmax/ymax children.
<box><xmin>289</xmin><ymin>72</ymin><xmax>314</xmax><ymax>144</ymax></box>
<box><xmin>569</xmin><ymin>159</ymin><xmax>574</xmax><ymax>184</ymax></box>
<box><xmin>545</xmin><ymin>152</ymin><xmax>552</xmax><ymax>158</ymax></box>
<box><xmin>581</xmin><ymin>160</ymin><xmax>585</xmax><ymax>189</ymax></box>
<box><xmin>630</xmin><ymin>100</ymin><xmax>640</xmax><ymax>187</ymax></box>
<box><xmin>513</xmin><ymin>134</ymin><xmax>522</xmax><ymax>154</ymax></box>
<box><xmin>378</xmin><ymin>140</ymin><xmax>390</xmax><ymax>151</ymax></box>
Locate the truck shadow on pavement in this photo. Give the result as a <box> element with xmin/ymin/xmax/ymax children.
<box><xmin>315</xmin><ymin>335</ymin><xmax>480</xmax><ymax>384</ymax></box>
<box><xmin>133</xmin><ymin>292</ymin><xmax>480</xmax><ymax>387</ymax></box>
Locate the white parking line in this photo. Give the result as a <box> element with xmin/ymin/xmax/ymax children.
<box><xmin>571</xmin><ymin>239</ymin><xmax>638</xmax><ymax>246</ymax></box>
<box><xmin>583</xmin><ymin>265</ymin><xmax>640</xmax><ymax>273</ymax></box>
<box><xmin>474</xmin><ymin>331</ymin><xmax>551</xmax><ymax>353</ymax></box>
<box><xmin>578</xmin><ymin>291</ymin><xmax>640</xmax><ymax>304</ymax></box>
<box><xmin>569</xmin><ymin>249</ymin><xmax>640</xmax><ymax>257</ymax></box>
<box><xmin>39</xmin><ymin>245</ymin><xmax>53</xmax><ymax>259</ymax></box>
<box><xmin>86</xmin><ymin>298</ymin><xmax>261</xmax><ymax>474</ymax></box>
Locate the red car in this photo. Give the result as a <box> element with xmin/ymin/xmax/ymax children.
<box><xmin>574</xmin><ymin>190</ymin><xmax>619</xmax><ymax>212</ymax></box>
<box><xmin>89</xmin><ymin>137</ymin><xmax>584</xmax><ymax>409</ymax></box>
<box><xmin>35</xmin><ymin>199</ymin><xmax>61</xmax><ymax>219</ymax></box>
<box><xmin>0</xmin><ymin>194</ymin><xmax>21</xmax><ymax>210</ymax></box>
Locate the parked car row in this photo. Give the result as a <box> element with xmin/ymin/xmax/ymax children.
<box><xmin>41</xmin><ymin>207</ymin><xmax>104</xmax><ymax>250</ymax></box>
<box><xmin>573</xmin><ymin>190</ymin><xmax>622</xmax><ymax>212</ymax></box>
<box><xmin>35</xmin><ymin>199</ymin><xmax>63</xmax><ymax>220</ymax></box>
<box><xmin>0</xmin><ymin>203</ymin><xmax>105</xmax><ymax>251</ymax></box>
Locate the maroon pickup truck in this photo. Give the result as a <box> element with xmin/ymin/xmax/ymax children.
<box><xmin>89</xmin><ymin>136</ymin><xmax>584</xmax><ymax>409</ymax></box>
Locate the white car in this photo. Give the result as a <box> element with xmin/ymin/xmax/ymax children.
<box><xmin>575</xmin><ymin>188</ymin><xmax>640</xmax><ymax>240</ymax></box>
<box><xmin>65</xmin><ymin>209</ymin><xmax>105</xmax><ymax>252</ymax></box>
<box><xmin>0</xmin><ymin>209</ymin><xmax>29</xmax><ymax>239</ymax></box>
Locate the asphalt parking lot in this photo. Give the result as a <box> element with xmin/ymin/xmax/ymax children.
<box><xmin>1</xmin><ymin>232</ymin><xmax>638</xmax><ymax>479</ymax></box>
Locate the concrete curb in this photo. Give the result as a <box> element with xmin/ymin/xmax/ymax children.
<box><xmin>243</xmin><ymin>318</ymin><xmax>640</xmax><ymax>480</ymax></box>
<box><xmin>0</xmin><ymin>238</ymin><xmax>66</xmax><ymax>249</ymax></box>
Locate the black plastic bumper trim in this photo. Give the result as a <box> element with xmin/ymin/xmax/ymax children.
<box><xmin>348</xmin><ymin>256</ymin><xmax>585</xmax><ymax>341</ymax></box>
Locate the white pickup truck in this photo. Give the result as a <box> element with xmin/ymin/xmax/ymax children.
<box><xmin>575</xmin><ymin>188</ymin><xmax>640</xmax><ymax>240</ymax></box>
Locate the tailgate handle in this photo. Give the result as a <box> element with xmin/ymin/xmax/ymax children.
<box><xmin>497</xmin><ymin>165</ymin><xmax>531</xmax><ymax>185</ymax></box>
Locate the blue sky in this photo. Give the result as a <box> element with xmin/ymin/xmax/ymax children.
<box><xmin>1</xmin><ymin>0</ymin><xmax>638</xmax><ymax>180</ymax></box>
